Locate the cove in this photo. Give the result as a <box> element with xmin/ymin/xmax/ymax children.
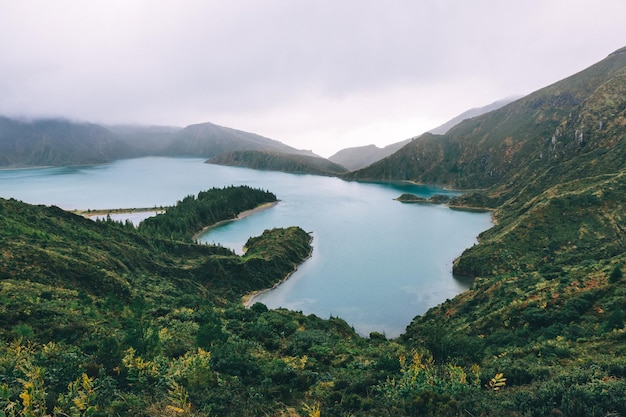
<box><xmin>0</xmin><ymin>157</ymin><xmax>492</xmax><ymax>338</ymax></box>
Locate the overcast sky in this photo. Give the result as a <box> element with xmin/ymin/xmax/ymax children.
<box><xmin>1</xmin><ymin>1</ymin><xmax>625</xmax><ymax>157</ymax></box>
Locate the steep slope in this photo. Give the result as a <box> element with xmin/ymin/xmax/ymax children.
<box><xmin>393</xmin><ymin>47</ymin><xmax>626</xmax><ymax>415</ymax></box>
<box><xmin>347</xmin><ymin>47</ymin><xmax>626</xmax><ymax>196</ymax></box>
<box><xmin>401</xmin><ymin>169</ymin><xmax>626</xmax><ymax>414</ymax></box>
<box><xmin>208</xmin><ymin>150</ymin><xmax>348</xmax><ymax>176</ymax></box>
<box><xmin>455</xmin><ymin>171</ymin><xmax>626</xmax><ymax>276</ymax></box>
<box><xmin>0</xmin><ymin>117</ymin><xmax>138</xmax><ymax>167</ymax></box>
<box><xmin>161</xmin><ymin>121</ymin><xmax>315</xmax><ymax>158</ymax></box>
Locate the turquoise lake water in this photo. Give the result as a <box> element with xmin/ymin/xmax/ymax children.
<box><xmin>0</xmin><ymin>157</ymin><xmax>492</xmax><ymax>337</ymax></box>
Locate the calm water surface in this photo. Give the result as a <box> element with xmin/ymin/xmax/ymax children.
<box><xmin>0</xmin><ymin>157</ymin><xmax>492</xmax><ymax>337</ymax></box>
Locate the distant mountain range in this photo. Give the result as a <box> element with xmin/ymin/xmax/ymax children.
<box><xmin>0</xmin><ymin>117</ymin><xmax>138</xmax><ymax>167</ymax></box>
<box><xmin>158</xmin><ymin>122</ymin><xmax>316</xmax><ymax>158</ymax></box>
<box><xmin>1</xmin><ymin>97</ymin><xmax>521</xmax><ymax>174</ymax></box>
<box><xmin>0</xmin><ymin>118</ymin><xmax>317</xmax><ymax>169</ymax></box>
<box><xmin>328</xmin><ymin>97</ymin><xmax>518</xmax><ymax>171</ymax></box>
<box><xmin>328</xmin><ymin>140</ymin><xmax>412</xmax><ymax>172</ymax></box>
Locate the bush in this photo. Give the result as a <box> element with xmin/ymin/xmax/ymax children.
<box><xmin>609</xmin><ymin>264</ymin><xmax>623</xmax><ymax>283</ymax></box>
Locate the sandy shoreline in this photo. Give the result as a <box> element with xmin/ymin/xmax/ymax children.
<box><xmin>242</xmin><ymin>240</ymin><xmax>313</xmax><ymax>308</ymax></box>
<box><xmin>191</xmin><ymin>201</ymin><xmax>280</xmax><ymax>241</ymax></box>
<box><xmin>73</xmin><ymin>199</ymin><xmax>305</xmax><ymax>308</ymax></box>
<box><xmin>73</xmin><ymin>207</ymin><xmax>165</xmax><ymax>217</ymax></box>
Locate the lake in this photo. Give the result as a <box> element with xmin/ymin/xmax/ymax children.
<box><xmin>0</xmin><ymin>157</ymin><xmax>492</xmax><ymax>338</ymax></box>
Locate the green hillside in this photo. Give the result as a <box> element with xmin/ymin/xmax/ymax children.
<box><xmin>347</xmin><ymin>47</ymin><xmax>626</xmax><ymax>195</ymax></box>
<box><xmin>356</xmin><ymin>46</ymin><xmax>626</xmax><ymax>414</ymax></box>
<box><xmin>2</xmin><ymin>47</ymin><xmax>626</xmax><ymax>416</ymax></box>
<box><xmin>208</xmin><ymin>150</ymin><xmax>348</xmax><ymax>176</ymax></box>
<box><xmin>1</xmin><ymin>189</ymin><xmax>482</xmax><ymax>417</ymax></box>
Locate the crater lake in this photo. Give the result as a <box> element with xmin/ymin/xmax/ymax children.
<box><xmin>0</xmin><ymin>157</ymin><xmax>492</xmax><ymax>337</ymax></box>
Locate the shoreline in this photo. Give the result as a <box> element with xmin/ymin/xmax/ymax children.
<box><xmin>192</xmin><ymin>200</ymin><xmax>280</xmax><ymax>241</ymax></box>
<box><xmin>73</xmin><ymin>207</ymin><xmax>166</xmax><ymax>218</ymax></box>
<box><xmin>446</xmin><ymin>205</ymin><xmax>494</xmax><ymax>213</ymax></box>
<box><xmin>242</xmin><ymin>235</ymin><xmax>313</xmax><ymax>308</ymax></box>
<box><xmin>403</xmin><ymin>179</ymin><xmax>487</xmax><ymax>193</ymax></box>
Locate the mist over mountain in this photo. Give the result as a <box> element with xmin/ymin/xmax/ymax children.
<box><xmin>0</xmin><ymin>118</ymin><xmax>317</xmax><ymax>168</ymax></box>
<box><xmin>0</xmin><ymin>116</ymin><xmax>138</xmax><ymax>167</ymax></box>
<box><xmin>0</xmin><ymin>97</ymin><xmax>519</xmax><ymax>172</ymax></box>
<box><xmin>159</xmin><ymin>121</ymin><xmax>317</xmax><ymax>159</ymax></box>
<box><xmin>106</xmin><ymin>124</ymin><xmax>182</xmax><ymax>152</ymax></box>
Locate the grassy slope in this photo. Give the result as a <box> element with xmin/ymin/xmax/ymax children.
<box><xmin>0</xmin><ymin>196</ymin><xmax>413</xmax><ymax>417</ymax></box>
<box><xmin>0</xmin><ymin>196</ymin><xmax>311</xmax><ymax>342</ymax></box>
<box><xmin>346</xmin><ymin>49</ymin><xmax>626</xmax><ymax>193</ymax></box>
<box><xmin>2</xmin><ymin>49</ymin><xmax>626</xmax><ymax>416</ymax></box>
<box><xmin>395</xmin><ymin>49</ymin><xmax>626</xmax><ymax>414</ymax></box>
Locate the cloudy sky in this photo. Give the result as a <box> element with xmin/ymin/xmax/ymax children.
<box><xmin>1</xmin><ymin>1</ymin><xmax>625</xmax><ymax>157</ymax></box>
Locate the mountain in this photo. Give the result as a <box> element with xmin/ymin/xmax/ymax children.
<box><xmin>209</xmin><ymin>150</ymin><xmax>349</xmax><ymax>176</ymax></box>
<box><xmin>0</xmin><ymin>117</ymin><xmax>316</xmax><ymax>168</ymax></box>
<box><xmin>347</xmin><ymin>47</ymin><xmax>626</xmax><ymax>194</ymax></box>
<box><xmin>369</xmin><ymin>46</ymin><xmax>626</xmax><ymax>413</ymax></box>
<box><xmin>328</xmin><ymin>97</ymin><xmax>516</xmax><ymax>172</ymax></box>
<box><xmin>427</xmin><ymin>96</ymin><xmax>521</xmax><ymax>135</ymax></box>
<box><xmin>328</xmin><ymin>139</ymin><xmax>411</xmax><ymax>171</ymax></box>
<box><xmin>159</xmin><ymin>121</ymin><xmax>316</xmax><ymax>158</ymax></box>
<box><xmin>0</xmin><ymin>117</ymin><xmax>138</xmax><ymax>167</ymax></box>
<box><xmin>344</xmin><ymin>45</ymin><xmax>626</xmax><ymax>288</ymax></box>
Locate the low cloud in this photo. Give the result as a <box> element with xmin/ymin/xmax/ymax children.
<box><xmin>1</xmin><ymin>0</ymin><xmax>625</xmax><ymax>156</ymax></box>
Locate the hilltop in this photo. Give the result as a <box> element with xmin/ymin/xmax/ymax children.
<box><xmin>207</xmin><ymin>150</ymin><xmax>348</xmax><ymax>176</ymax></box>
<box><xmin>158</xmin><ymin>121</ymin><xmax>316</xmax><ymax>159</ymax></box>
<box><xmin>328</xmin><ymin>140</ymin><xmax>412</xmax><ymax>171</ymax></box>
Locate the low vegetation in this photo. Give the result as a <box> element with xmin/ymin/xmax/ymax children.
<box><xmin>2</xmin><ymin>48</ymin><xmax>626</xmax><ymax>416</ymax></box>
<box><xmin>138</xmin><ymin>185</ymin><xmax>277</xmax><ymax>242</ymax></box>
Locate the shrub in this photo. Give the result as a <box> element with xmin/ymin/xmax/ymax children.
<box><xmin>609</xmin><ymin>264</ymin><xmax>623</xmax><ymax>283</ymax></box>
